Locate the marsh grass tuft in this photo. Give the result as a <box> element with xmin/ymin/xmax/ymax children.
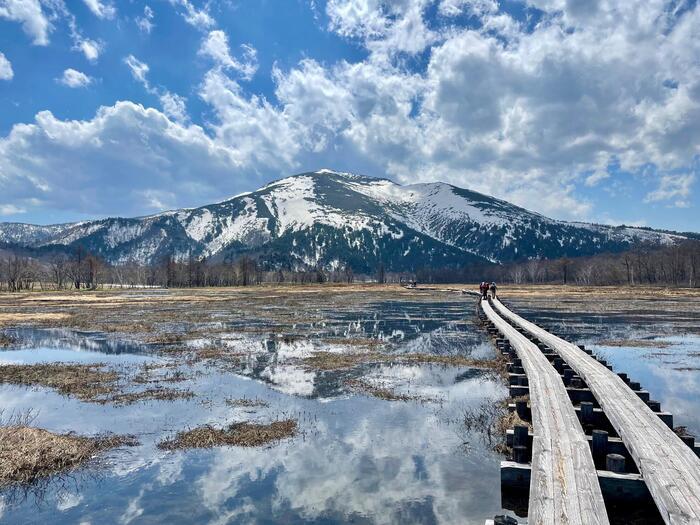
<box><xmin>0</xmin><ymin>363</ymin><xmax>117</xmax><ymax>402</ymax></box>
<box><xmin>106</xmin><ymin>387</ymin><xmax>194</xmax><ymax>405</ymax></box>
<box><xmin>0</xmin><ymin>332</ymin><xmax>17</xmax><ymax>348</ymax></box>
<box><xmin>0</xmin><ymin>411</ymin><xmax>137</xmax><ymax>489</ymax></box>
<box><xmin>157</xmin><ymin>419</ymin><xmax>296</xmax><ymax>450</ymax></box>
<box><xmin>303</xmin><ymin>350</ymin><xmax>500</xmax><ymax>372</ymax></box>
<box><xmin>462</xmin><ymin>397</ymin><xmax>531</xmax><ymax>453</ymax></box>
<box><xmin>598</xmin><ymin>339</ymin><xmax>674</xmax><ymax>348</ymax></box>
<box><xmin>225</xmin><ymin>397</ymin><xmax>269</xmax><ymax>408</ymax></box>
<box><xmin>345</xmin><ymin>378</ymin><xmax>417</xmax><ymax>402</ymax></box>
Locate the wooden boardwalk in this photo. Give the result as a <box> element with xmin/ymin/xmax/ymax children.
<box><xmin>491</xmin><ymin>297</ymin><xmax>700</xmax><ymax>525</ymax></box>
<box><xmin>480</xmin><ymin>299</ymin><xmax>609</xmax><ymax>524</ymax></box>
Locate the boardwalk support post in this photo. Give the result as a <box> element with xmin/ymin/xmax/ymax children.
<box><xmin>592</xmin><ymin>430</ymin><xmax>608</xmax><ymax>468</ymax></box>
<box><xmin>606</xmin><ymin>453</ymin><xmax>626</xmax><ymax>473</ymax></box>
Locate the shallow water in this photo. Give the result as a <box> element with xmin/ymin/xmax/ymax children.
<box><xmin>0</xmin><ymin>297</ymin><xmax>514</xmax><ymax>525</ymax></box>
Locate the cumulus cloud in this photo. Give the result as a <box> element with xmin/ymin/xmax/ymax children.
<box><xmin>0</xmin><ymin>1</ymin><xmax>102</xmax><ymax>63</ymax></box>
<box><xmin>310</xmin><ymin>0</ymin><xmax>700</xmax><ymax>216</ymax></box>
<box><xmin>0</xmin><ymin>52</ymin><xmax>12</xmax><ymax>80</ymax></box>
<box><xmin>57</xmin><ymin>68</ymin><xmax>92</xmax><ymax>88</ymax></box>
<box><xmin>76</xmin><ymin>38</ymin><xmax>102</xmax><ymax>62</ymax></box>
<box><xmin>0</xmin><ymin>0</ymin><xmax>52</xmax><ymax>45</ymax></box>
<box><xmin>82</xmin><ymin>0</ymin><xmax>115</xmax><ymax>20</ymax></box>
<box><xmin>326</xmin><ymin>0</ymin><xmax>437</xmax><ymax>58</ymax></box>
<box><xmin>198</xmin><ymin>30</ymin><xmax>258</xmax><ymax>80</ymax></box>
<box><xmin>0</xmin><ymin>102</ymin><xmax>240</xmax><ymax>216</ymax></box>
<box><xmin>2</xmin><ymin>0</ymin><xmax>700</xmax><ymax>221</ymax></box>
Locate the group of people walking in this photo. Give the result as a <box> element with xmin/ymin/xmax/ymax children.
<box><xmin>480</xmin><ymin>281</ymin><xmax>497</xmax><ymax>299</ymax></box>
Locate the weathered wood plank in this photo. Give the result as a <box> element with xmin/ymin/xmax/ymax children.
<box><xmin>481</xmin><ymin>300</ymin><xmax>609</xmax><ymax>525</ymax></box>
<box><xmin>492</xmin><ymin>297</ymin><xmax>700</xmax><ymax>525</ymax></box>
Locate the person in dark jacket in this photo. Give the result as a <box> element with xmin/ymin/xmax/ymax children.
<box><xmin>489</xmin><ymin>282</ymin><xmax>497</xmax><ymax>298</ymax></box>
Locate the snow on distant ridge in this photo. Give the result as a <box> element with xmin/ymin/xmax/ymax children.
<box><xmin>0</xmin><ymin>169</ymin><xmax>689</xmax><ymax>266</ymax></box>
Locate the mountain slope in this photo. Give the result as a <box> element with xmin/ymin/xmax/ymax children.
<box><xmin>0</xmin><ymin>170</ymin><xmax>685</xmax><ymax>270</ymax></box>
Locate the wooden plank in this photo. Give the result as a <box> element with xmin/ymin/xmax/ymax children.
<box><xmin>492</xmin><ymin>298</ymin><xmax>700</xmax><ymax>525</ymax></box>
<box><xmin>481</xmin><ymin>300</ymin><xmax>609</xmax><ymax>525</ymax></box>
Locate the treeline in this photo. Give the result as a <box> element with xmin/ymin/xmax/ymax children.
<box><xmin>2</xmin><ymin>240</ymin><xmax>699</xmax><ymax>291</ymax></box>
<box><xmin>491</xmin><ymin>240</ymin><xmax>700</xmax><ymax>286</ymax></box>
<box><xmin>0</xmin><ymin>250</ymin><xmax>411</xmax><ymax>291</ymax></box>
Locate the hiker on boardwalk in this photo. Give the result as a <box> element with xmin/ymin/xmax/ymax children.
<box><xmin>480</xmin><ymin>282</ymin><xmax>488</xmax><ymax>299</ymax></box>
<box><xmin>489</xmin><ymin>282</ymin><xmax>497</xmax><ymax>298</ymax></box>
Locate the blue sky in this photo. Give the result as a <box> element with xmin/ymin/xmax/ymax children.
<box><xmin>0</xmin><ymin>0</ymin><xmax>698</xmax><ymax>232</ymax></box>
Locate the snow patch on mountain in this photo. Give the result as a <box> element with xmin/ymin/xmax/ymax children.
<box><xmin>0</xmin><ymin>169</ymin><xmax>690</xmax><ymax>268</ymax></box>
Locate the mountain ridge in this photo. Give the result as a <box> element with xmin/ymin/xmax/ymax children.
<box><xmin>0</xmin><ymin>170</ymin><xmax>688</xmax><ymax>272</ymax></box>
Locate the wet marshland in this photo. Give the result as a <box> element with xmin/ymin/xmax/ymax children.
<box><xmin>0</xmin><ymin>285</ymin><xmax>698</xmax><ymax>524</ymax></box>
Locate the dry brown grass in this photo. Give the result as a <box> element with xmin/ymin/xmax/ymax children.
<box><xmin>303</xmin><ymin>351</ymin><xmax>383</xmax><ymax>370</ymax></box>
<box><xmin>462</xmin><ymin>396</ymin><xmax>531</xmax><ymax>454</ymax></box>
<box><xmin>195</xmin><ymin>346</ymin><xmax>244</xmax><ymax>363</ymax></box>
<box><xmin>486</xmin><ymin>284</ymin><xmax>700</xmax><ymax>300</ymax></box>
<box><xmin>0</xmin><ymin>312</ymin><xmax>70</xmax><ymax>327</ymax></box>
<box><xmin>132</xmin><ymin>363</ymin><xmax>188</xmax><ymax>384</ymax></box>
<box><xmin>0</xmin><ymin>419</ymin><xmax>136</xmax><ymax>488</ymax></box>
<box><xmin>0</xmin><ymin>363</ymin><xmax>117</xmax><ymax>402</ymax></box>
<box><xmin>0</xmin><ymin>363</ymin><xmax>194</xmax><ymax>405</ymax></box>
<box><xmin>598</xmin><ymin>339</ymin><xmax>674</xmax><ymax>348</ymax></box>
<box><xmin>0</xmin><ymin>332</ymin><xmax>17</xmax><ymax>347</ymax></box>
<box><xmin>157</xmin><ymin>419</ymin><xmax>296</xmax><ymax>450</ymax></box>
<box><xmin>106</xmin><ymin>387</ymin><xmax>194</xmax><ymax>406</ymax></box>
<box><xmin>303</xmin><ymin>350</ymin><xmax>501</xmax><ymax>372</ymax></box>
<box><xmin>345</xmin><ymin>378</ymin><xmax>417</xmax><ymax>401</ymax></box>
<box><xmin>145</xmin><ymin>333</ymin><xmax>186</xmax><ymax>345</ymax></box>
<box><xmin>225</xmin><ymin>397</ymin><xmax>269</xmax><ymax>408</ymax></box>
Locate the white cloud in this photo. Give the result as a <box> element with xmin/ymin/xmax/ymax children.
<box><xmin>0</xmin><ymin>0</ymin><xmax>52</xmax><ymax>45</ymax></box>
<box><xmin>2</xmin><ymin>0</ymin><xmax>700</xmax><ymax>222</ymax></box>
<box><xmin>199</xmin><ymin>69</ymin><xmax>300</xmax><ymax>170</ymax></box>
<box><xmin>82</xmin><ymin>0</ymin><xmax>115</xmax><ymax>19</ymax></box>
<box><xmin>199</xmin><ymin>30</ymin><xmax>258</xmax><ymax>80</ymax></box>
<box><xmin>584</xmin><ymin>169</ymin><xmax>610</xmax><ymax>187</ymax></box>
<box><xmin>124</xmin><ymin>55</ymin><xmax>150</xmax><ymax>86</ymax></box>
<box><xmin>311</xmin><ymin>0</ymin><xmax>700</xmax><ymax>217</ymax></box>
<box><xmin>136</xmin><ymin>5</ymin><xmax>154</xmax><ymax>34</ymax></box>
<box><xmin>76</xmin><ymin>38</ymin><xmax>102</xmax><ymax>62</ymax></box>
<box><xmin>0</xmin><ymin>204</ymin><xmax>25</xmax><ymax>215</ymax></box>
<box><xmin>326</xmin><ymin>0</ymin><xmax>438</xmax><ymax>58</ymax></box>
<box><xmin>123</xmin><ymin>55</ymin><xmax>189</xmax><ymax>124</ymax></box>
<box><xmin>0</xmin><ymin>102</ymin><xmax>241</xmax><ymax>216</ymax></box>
<box><xmin>0</xmin><ymin>52</ymin><xmax>12</xmax><ymax>80</ymax></box>
<box><xmin>168</xmin><ymin>0</ymin><xmax>214</xmax><ymax>30</ymax></box>
<box><xmin>645</xmin><ymin>174</ymin><xmax>695</xmax><ymax>207</ymax></box>
<box><xmin>57</xmin><ymin>68</ymin><xmax>92</xmax><ymax>88</ymax></box>
<box><xmin>159</xmin><ymin>91</ymin><xmax>188</xmax><ymax>124</ymax></box>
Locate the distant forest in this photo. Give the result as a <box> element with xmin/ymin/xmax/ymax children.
<box><xmin>1</xmin><ymin>240</ymin><xmax>699</xmax><ymax>291</ymax></box>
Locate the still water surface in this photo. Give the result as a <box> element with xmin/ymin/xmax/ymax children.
<box><xmin>0</xmin><ymin>299</ymin><xmax>511</xmax><ymax>525</ymax></box>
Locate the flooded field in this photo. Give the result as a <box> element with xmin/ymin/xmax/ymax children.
<box><xmin>0</xmin><ymin>286</ymin><xmax>510</xmax><ymax>524</ymax></box>
<box><xmin>0</xmin><ymin>284</ymin><xmax>697</xmax><ymax>524</ymax></box>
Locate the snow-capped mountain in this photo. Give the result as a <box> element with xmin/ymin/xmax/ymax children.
<box><xmin>0</xmin><ymin>170</ymin><xmax>686</xmax><ymax>271</ymax></box>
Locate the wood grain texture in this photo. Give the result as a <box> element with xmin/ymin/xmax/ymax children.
<box><xmin>492</xmin><ymin>297</ymin><xmax>700</xmax><ymax>525</ymax></box>
<box><xmin>481</xmin><ymin>300</ymin><xmax>609</xmax><ymax>525</ymax></box>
